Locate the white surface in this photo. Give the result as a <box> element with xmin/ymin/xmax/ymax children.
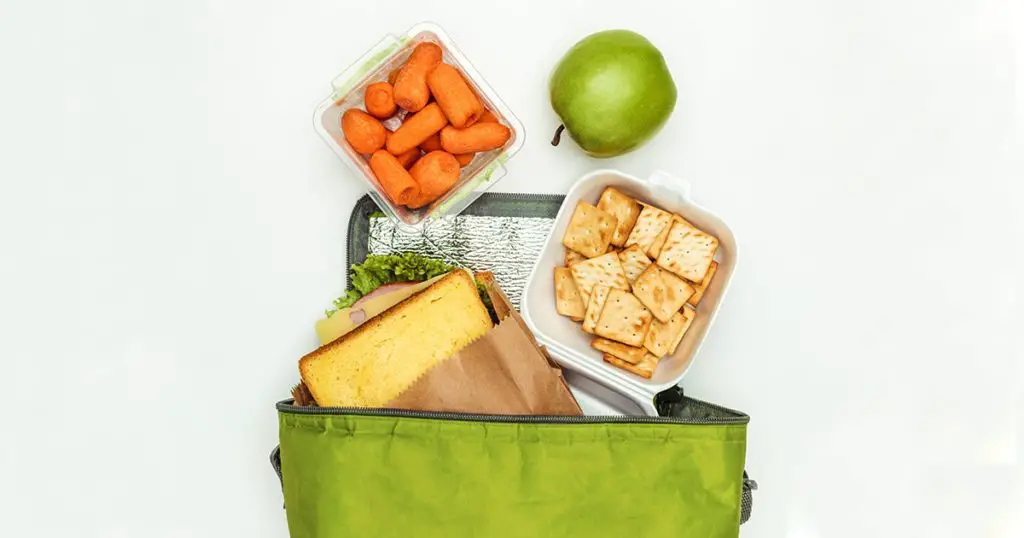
<box><xmin>520</xmin><ymin>169</ymin><xmax>739</xmax><ymax>401</ymax></box>
<box><xmin>0</xmin><ymin>1</ymin><xmax>1021</xmax><ymax>536</ymax></box>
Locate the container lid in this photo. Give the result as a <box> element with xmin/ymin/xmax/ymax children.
<box><xmin>313</xmin><ymin>22</ymin><xmax>525</xmax><ymax>233</ymax></box>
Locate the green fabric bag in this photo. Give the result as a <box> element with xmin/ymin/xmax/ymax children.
<box><xmin>274</xmin><ymin>392</ymin><xmax>751</xmax><ymax>538</ymax></box>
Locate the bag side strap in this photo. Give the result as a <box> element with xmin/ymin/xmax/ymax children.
<box><xmin>270</xmin><ymin>445</ymin><xmax>284</xmax><ymax>509</ymax></box>
<box><xmin>741</xmin><ymin>470</ymin><xmax>758</xmax><ymax>524</ymax></box>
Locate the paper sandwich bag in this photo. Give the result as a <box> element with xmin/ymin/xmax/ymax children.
<box><xmin>386</xmin><ymin>273</ymin><xmax>582</xmax><ymax>415</ymax></box>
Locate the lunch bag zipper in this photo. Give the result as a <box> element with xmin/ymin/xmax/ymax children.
<box><xmin>276</xmin><ymin>397</ymin><xmax>748</xmax><ymax>426</ymax></box>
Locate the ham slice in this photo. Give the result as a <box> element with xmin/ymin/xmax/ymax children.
<box><xmin>348</xmin><ymin>282</ymin><xmax>416</xmax><ymax>324</ymax></box>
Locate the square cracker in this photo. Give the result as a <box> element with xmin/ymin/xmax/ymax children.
<box><xmin>687</xmin><ymin>261</ymin><xmax>718</xmax><ymax>306</ymax></box>
<box><xmin>597</xmin><ymin>188</ymin><xmax>641</xmax><ymax>247</ymax></box>
<box><xmin>561</xmin><ymin>202</ymin><xmax>617</xmax><ymax>258</ymax></box>
<box><xmin>592</xmin><ymin>337</ymin><xmax>646</xmax><ymax>365</ymax></box>
<box><xmin>644</xmin><ymin>309</ymin><xmax>690</xmax><ymax>357</ymax></box>
<box><xmin>603</xmin><ymin>353</ymin><xmax>660</xmax><ymax>379</ymax></box>
<box><xmin>648</xmin><ymin>214</ymin><xmax>694</xmax><ymax>258</ymax></box>
<box><xmin>582</xmin><ymin>284</ymin><xmax>611</xmax><ymax>334</ymax></box>
<box><xmin>656</xmin><ymin>220</ymin><xmax>719</xmax><ymax>282</ymax></box>
<box><xmin>624</xmin><ymin>204</ymin><xmax>672</xmax><ymax>254</ymax></box>
<box><xmin>617</xmin><ymin>245</ymin><xmax>652</xmax><ymax>284</ymax></box>
<box><xmin>564</xmin><ymin>248</ymin><xmax>586</xmax><ymax>267</ymax></box>
<box><xmin>647</xmin><ymin>224</ymin><xmax>672</xmax><ymax>259</ymax></box>
<box><xmin>630</xmin><ymin>264</ymin><xmax>695</xmax><ymax>323</ymax></box>
<box><xmin>594</xmin><ymin>288</ymin><xmax>653</xmax><ymax>347</ymax></box>
<box><xmin>675</xmin><ymin>214</ymin><xmax>695</xmax><ymax>228</ymax></box>
<box><xmin>570</xmin><ymin>252</ymin><xmax>630</xmax><ymax>301</ymax></box>
<box><xmin>553</xmin><ymin>267</ymin><xmax>586</xmax><ymax>320</ymax></box>
<box><xmin>668</xmin><ymin>305</ymin><xmax>697</xmax><ymax>356</ymax></box>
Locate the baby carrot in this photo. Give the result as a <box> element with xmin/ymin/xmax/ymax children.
<box><xmin>427</xmin><ymin>63</ymin><xmax>483</xmax><ymax>128</ymax></box>
<box><xmin>407</xmin><ymin>151</ymin><xmax>461</xmax><ymax>208</ymax></box>
<box><xmin>419</xmin><ymin>133</ymin><xmax>443</xmax><ymax>152</ymax></box>
<box><xmin>464</xmin><ymin>108</ymin><xmax>498</xmax><ymax>127</ymax></box>
<box><xmin>395</xmin><ymin>147</ymin><xmax>421</xmax><ymax>169</ymax></box>
<box><xmin>449</xmin><ymin>110</ymin><xmax>496</xmax><ymax>161</ymax></box>
<box><xmin>440</xmin><ymin>123</ymin><xmax>511</xmax><ymax>154</ymax></box>
<box><xmin>387</xmin><ymin>103</ymin><xmax>448</xmax><ymax>155</ymax></box>
<box><xmin>453</xmin><ymin>153</ymin><xmax>474</xmax><ymax>167</ymax></box>
<box><xmin>364</xmin><ymin>82</ymin><xmax>397</xmax><ymax>119</ymax></box>
<box><xmin>385</xmin><ymin>126</ymin><xmax>419</xmax><ymax>167</ymax></box>
<box><xmin>369</xmin><ymin>150</ymin><xmax>420</xmax><ymax>205</ymax></box>
<box><xmin>387</xmin><ymin>66</ymin><xmax>402</xmax><ymax>85</ymax></box>
<box><xmin>393</xmin><ymin>42</ymin><xmax>442</xmax><ymax>113</ymax></box>
<box><xmin>405</xmin><ymin>192</ymin><xmax>433</xmax><ymax>210</ymax></box>
<box><xmin>341</xmin><ymin>109</ymin><xmax>387</xmax><ymax>154</ymax></box>
<box><xmin>476</xmin><ymin>109</ymin><xmax>499</xmax><ymax>124</ymax></box>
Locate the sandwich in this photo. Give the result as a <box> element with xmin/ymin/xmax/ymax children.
<box><xmin>301</xmin><ymin>253</ymin><xmax>495</xmax><ymax>407</ymax></box>
<box><xmin>316</xmin><ymin>253</ymin><xmax>494</xmax><ymax>346</ymax></box>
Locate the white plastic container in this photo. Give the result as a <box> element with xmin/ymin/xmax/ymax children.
<box><xmin>521</xmin><ymin>169</ymin><xmax>738</xmax><ymax>415</ymax></box>
<box><xmin>314</xmin><ymin>22</ymin><xmax>525</xmax><ymax>231</ymax></box>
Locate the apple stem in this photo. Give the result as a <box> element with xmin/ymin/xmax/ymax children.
<box><xmin>551</xmin><ymin>124</ymin><xmax>565</xmax><ymax>146</ymax></box>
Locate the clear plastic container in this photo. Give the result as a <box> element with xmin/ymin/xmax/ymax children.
<box><xmin>314</xmin><ymin>22</ymin><xmax>525</xmax><ymax>231</ymax></box>
<box><xmin>521</xmin><ymin>169</ymin><xmax>739</xmax><ymax>414</ymax></box>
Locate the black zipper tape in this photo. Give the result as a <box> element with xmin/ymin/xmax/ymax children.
<box><xmin>276</xmin><ymin>395</ymin><xmax>749</xmax><ymax>426</ymax></box>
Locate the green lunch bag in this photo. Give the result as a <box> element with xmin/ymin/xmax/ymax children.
<box><xmin>271</xmin><ymin>388</ymin><xmax>756</xmax><ymax>538</ymax></box>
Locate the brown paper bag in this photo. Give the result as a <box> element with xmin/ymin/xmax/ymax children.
<box><xmin>386</xmin><ymin>273</ymin><xmax>582</xmax><ymax>415</ymax></box>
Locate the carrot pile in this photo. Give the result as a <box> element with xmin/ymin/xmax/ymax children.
<box><xmin>340</xmin><ymin>42</ymin><xmax>513</xmax><ymax>210</ymax></box>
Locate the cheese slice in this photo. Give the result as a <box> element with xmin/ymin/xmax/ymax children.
<box><xmin>314</xmin><ymin>274</ymin><xmax>447</xmax><ymax>346</ymax></box>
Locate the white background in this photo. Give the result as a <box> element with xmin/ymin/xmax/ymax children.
<box><xmin>1</xmin><ymin>1</ymin><xmax>1021</xmax><ymax>536</ymax></box>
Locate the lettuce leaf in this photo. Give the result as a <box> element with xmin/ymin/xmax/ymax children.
<box><xmin>330</xmin><ymin>289</ymin><xmax>363</xmax><ymax>312</ymax></box>
<box><xmin>350</xmin><ymin>264</ymin><xmax>388</xmax><ymax>295</ymax></box>
<box><xmin>476</xmin><ymin>280</ymin><xmax>498</xmax><ymax>324</ymax></box>
<box><xmin>325</xmin><ymin>254</ymin><xmax>455</xmax><ymax>318</ymax></box>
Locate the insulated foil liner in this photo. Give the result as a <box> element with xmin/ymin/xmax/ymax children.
<box><xmin>368</xmin><ymin>215</ymin><xmax>555</xmax><ymax>309</ymax></box>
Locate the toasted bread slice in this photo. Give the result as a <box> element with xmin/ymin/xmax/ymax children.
<box><xmin>299</xmin><ymin>270</ymin><xmax>492</xmax><ymax>407</ymax></box>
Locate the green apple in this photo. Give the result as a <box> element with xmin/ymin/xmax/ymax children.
<box><xmin>550</xmin><ymin>30</ymin><xmax>677</xmax><ymax>158</ymax></box>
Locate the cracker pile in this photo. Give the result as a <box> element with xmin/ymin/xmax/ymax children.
<box><xmin>554</xmin><ymin>187</ymin><xmax>720</xmax><ymax>379</ymax></box>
